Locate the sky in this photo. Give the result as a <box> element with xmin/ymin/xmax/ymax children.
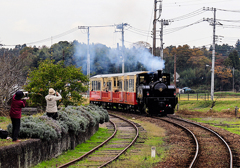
<box><xmin>0</xmin><ymin>0</ymin><xmax>240</xmax><ymax>49</ymax></box>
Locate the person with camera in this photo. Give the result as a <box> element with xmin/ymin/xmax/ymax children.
<box><xmin>45</xmin><ymin>88</ymin><xmax>62</xmax><ymax>120</ymax></box>
<box><xmin>10</xmin><ymin>91</ymin><xmax>29</xmax><ymax>142</ymax></box>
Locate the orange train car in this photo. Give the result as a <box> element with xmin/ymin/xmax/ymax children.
<box><xmin>90</xmin><ymin>71</ymin><xmax>143</xmax><ymax>110</ymax></box>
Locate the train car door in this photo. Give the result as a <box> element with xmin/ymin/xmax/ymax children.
<box><xmin>124</xmin><ymin>78</ymin><xmax>128</xmax><ymax>103</ymax></box>
<box><xmin>112</xmin><ymin>77</ymin><xmax>121</xmax><ymax>103</ymax></box>
<box><xmin>90</xmin><ymin>79</ymin><xmax>101</xmax><ymax>102</ymax></box>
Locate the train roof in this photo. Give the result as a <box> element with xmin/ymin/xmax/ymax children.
<box><xmin>90</xmin><ymin>71</ymin><xmax>149</xmax><ymax>79</ymax></box>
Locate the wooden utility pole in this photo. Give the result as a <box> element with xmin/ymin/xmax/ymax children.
<box><xmin>152</xmin><ymin>0</ymin><xmax>157</xmax><ymax>57</ymax></box>
<box><xmin>174</xmin><ymin>54</ymin><xmax>176</xmax><ymax>87</ymax></box>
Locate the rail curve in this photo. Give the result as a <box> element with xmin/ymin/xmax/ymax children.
<box><xmin>158</xmin><ymin>117</ymin><xmax>199</xmax><ymax>168</ymax></box>
<box><xmin>57</xmin><ymin>114</ymin><xmax>139</xmax><ymax>168</ymax></box>
<box><xmin>168</xmin><ymin>115</ymin><xmax>233</xmax><ymax>168</ymax></box>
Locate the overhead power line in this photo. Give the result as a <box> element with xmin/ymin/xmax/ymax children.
<box><xmin>217</xmin><ymin>8</ymin><xmax>240</xmax><ymax>13</ymax></box>
<box><xmin>217</xmin><ymin>19</ymin><xmax>240</xmax><ymax>23</ymax></box>
<box><xmin>222</xmin><ymin>25</ymin><xmax>240</xmax><ymax>29</ymax></box>
<box><xmin>3</xmin><ymin>25</ymin><xmax>116</xmax><ymax>47</ymax></box>
<box><xmin>169</xmin><ymin>8</ymin><xmax>206</xmax><ymax>21</ymax></box>
<box><xmin>164</xmin><ymin>0</ymin><xmax>237</xmax><ymax>7</ymax></box>
<box><xmin>163</xmin><ymin>19</ymin><xmax>204</xmax><ymax>35</ymax></box>
<box><xmin>3</xmin><ymin>27</ymin><xmax>79</xmax><ymax>47</ymax></box>
<box><xmin>125</xmin><ymin>26</ymin><xmax>151</xmax><ymax>37</ymax></box>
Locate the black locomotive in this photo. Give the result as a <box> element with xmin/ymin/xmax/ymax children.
<box><xmin>136</xmin><ymin>70</ymin><xmax>178</xmax><ymax>116</ymax></box>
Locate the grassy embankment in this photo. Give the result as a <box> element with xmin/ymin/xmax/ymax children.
<box><xmin>177</xmin><ymin>92</ymin><xmax>240</xmax><ymax>136</ymax></box>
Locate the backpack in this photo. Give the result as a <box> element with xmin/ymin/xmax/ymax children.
<box><xmin>0</xmin><ymin>129</ymin><xmax>8</xmax><ymax>139</ymax></box>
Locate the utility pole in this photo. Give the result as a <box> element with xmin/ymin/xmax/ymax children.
<box><xmin>203</xmin><ymin>7</ymin><xmax>221</xmax><ymax>101</ymax></box>
<box><xmin>117</xmin><ymin>43</ymin><xmax>120</xmax><ymax>73</ymax></box>
<box><xmin>233</xmin><ymin>67</ymin><xmax>235</xmax><ymax>92</ymax></box>
<box><xmin>174</xmin><ymin>54</ymin><xmax>176</xmax><ymax>87</ymax></box>
<box><xmin>116</xmin><ymin>23</ymin><xmax>128</xmax><ymax>74</ymax></box>
<box><xmin>211</xmin><ymin>8</ymin><xmax>216</xmax><ymax>101</ymax></box>
<box><xmin>152</xmin><ymin>0</ymin><xmax>162</xmax><ymax>57</ymax></box>
<box><xmin>78</xmin><ymin>26</ymin><xmax>90</xmax><ymax>96</ymax></box>
<box><xmin>160</xmin><ymin>19</ymin><xmax>169</xmax><ymax>59</ymax></box>
<box><xmin>153</xmin><ymin>1</ymin><xmax>157</xmax><ymax>57</ymax></box>
<box><xmin>121</xmin><ymin>23</ymin><xmax>125</xmax><ymax>74</ymax></box>
<box><xmin>78</xmin><ymin>24</ymin><xmax>115</xmax><ymax>97</ymax></box>
<box><xmin>78</xmin><ymin>26</ymin><xmax>90</xmax><ymax>78</ymax></box>
<box><xmin>87</xmin><ymin>27</ymin><xmax>90</xmax><ymax>79</ymax></box>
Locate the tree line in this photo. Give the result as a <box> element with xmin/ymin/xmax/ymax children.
<box><xmin>0</xmin><ymin>39</ymin><xmax>240</xmax><ymax>110</ymax></box>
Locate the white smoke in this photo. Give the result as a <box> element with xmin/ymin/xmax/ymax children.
<box><xmin>74</xmin><ymin>42</ymin><xmax>165</xmax><ymax>75</ymax></box>
<box><xmin>126</xmin><ymin>47</ymin><xmax>165</xmax><ymax>71</ymax></box>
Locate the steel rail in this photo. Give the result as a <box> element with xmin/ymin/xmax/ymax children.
<box><xmin>98</xmin><ymin>113</ymin><xmax>139</xmax><ymax>168</ymax></box>
<box><xmin>158</xmin><ymin>117</ymin><xmax>199</xmax><ymax>168</ymax></box>
<box><xmin>168</xmin><ymin>116</ymin><xmax>233</xmax><ymax>168</ymax></box>
<box><xmin>57</xmin><ymin>119</ymin><xmax>117</xmax><ymax>168</ymax></box>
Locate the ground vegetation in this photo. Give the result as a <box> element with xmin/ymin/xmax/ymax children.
<box><xmin>6</xmin><ymin>104</ymin><xmax>109</xmax><ymax>141</ymax></box>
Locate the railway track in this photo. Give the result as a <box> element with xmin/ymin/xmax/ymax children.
<box><xmin>162</xmin><ymin>115</ymin><xmax>233</xmax><ymax>168</ymax></box>
<box><xmin>57</xmin><ymin>114</ymin><xmax>139</xmax><ymax>168</ymax></box>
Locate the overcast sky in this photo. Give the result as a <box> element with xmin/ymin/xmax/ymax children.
<box><xmin>0</xmin><ymin>0</ymin><xmax>240</xmax><ymax>49</ymax></box>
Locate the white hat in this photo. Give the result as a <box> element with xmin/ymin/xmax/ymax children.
<box><xmin>49</xmin><ymin>88</ymin><xmax>55</xmax><ymax>95</ymax></box>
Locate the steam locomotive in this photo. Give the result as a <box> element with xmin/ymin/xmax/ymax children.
<box><xmin>90</xmin><ymin>70</ymin><xmax>178</xmax><ymax>116</ymax></box>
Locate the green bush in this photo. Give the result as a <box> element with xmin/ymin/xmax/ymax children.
<box><xmin>7</xmin><ymin>104</ymin><xmax>109</xmax><ymax>141</ymax></box>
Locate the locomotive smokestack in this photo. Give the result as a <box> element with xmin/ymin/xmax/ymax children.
<box><xmin>157</xmin><ymin>70</ymin><xmax>162</xmax><ymax>80</ymax></box>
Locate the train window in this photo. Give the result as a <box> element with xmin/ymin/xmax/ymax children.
<box><xmin>140</xmin><ymin>76</ymin><xmax>145</xmax><ymax>84</ymax></box>
<box><xmin>162</xmin><ymin>76</ymin><xmax>167</xmax><ymax>83</ymax></box>
<box><xmin>129</xmin><ymin>79</ymin><xmax>134</xmax><ymax>92</ymax></box>
<box><xmin>95</xmin><ymin>81</ymin><xmax>97</xmax><ymax>90</ymax></box>
<box><xmin>97</xmin><ymin>81</ymin><xmax>101</xmax><ymax>91</ymax></box>
<box><xmin>118</xmin><ymin>81</ymin><xmax>122</xmax><ymax>91</ymax></box>
<box><xmin>107</xmin><ymin>82</ymin><xmax>112</xmax><ymax>91</ymax></box>
<box><xmin>92</xmin><ymin>81</ymin><xmax>97</xmax><ymax>91</ymax></box>
<box><xmin>124</xmin><ymin>79</ymin><xmax>128</xmax><ymax>91</ymax></box>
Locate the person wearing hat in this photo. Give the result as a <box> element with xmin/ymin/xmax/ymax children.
<box><xmin>45</xmin><ymin>88</ymin><xmax>62</xmax><ymax>120</ymax></box>
<box><xmin>10</xmin><ymin>91</ymin><xmax>28</xmax><ymax>142</ymax></box>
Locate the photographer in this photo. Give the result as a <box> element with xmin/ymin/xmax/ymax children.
<box><xmin>45</xmin><ymin>88</ymin><xmax>62</xmax><ymax>120</ymax></box>
<box><xmin>9</xmin><ymin>91</ymin><xmax>28</xmax><ymax>142</ymax></box>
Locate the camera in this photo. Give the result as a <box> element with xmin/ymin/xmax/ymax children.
<box><xmin>22</xmin><ymin>92</ymin><xmax>29</xmax><ymax>99</ymax></box>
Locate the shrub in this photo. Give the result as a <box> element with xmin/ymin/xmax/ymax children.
<box><xmin>7</xmin><ymin>104</ymin><xmax>109</xmax><ymax>141</ymax></box>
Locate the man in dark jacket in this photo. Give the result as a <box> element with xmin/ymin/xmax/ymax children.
<box><xmin>10</xmin><ymin>91</ymin><xmax>27</xmax><ymax>142</ymax></box>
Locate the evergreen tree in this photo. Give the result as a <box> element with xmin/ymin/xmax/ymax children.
<box><xmin>228</xmin><ymin>50</ymin><xmax>239</xmax><ymax>69</ymax></box>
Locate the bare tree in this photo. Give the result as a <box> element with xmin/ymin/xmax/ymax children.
<box><xmin>0</xmin><ymin>50</ymin><xmax>28</xmax><ymax>115</ymax></box>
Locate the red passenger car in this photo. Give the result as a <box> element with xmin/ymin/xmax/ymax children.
<box><xmin>90</xmin><ymin>71</ymin><xmax>147</xmax><ymax>110</ymax></box>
